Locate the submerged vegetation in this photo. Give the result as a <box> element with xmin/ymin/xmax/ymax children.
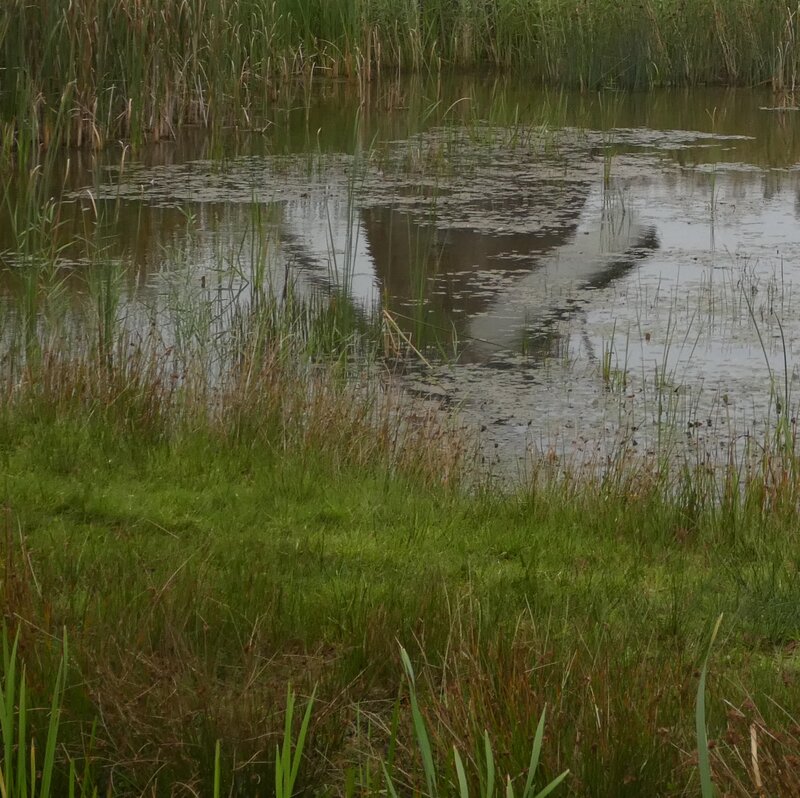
<box><xmin>2</xmin><ymin>0</ymin><xmax>800</xmax><ymax>157</ymax></box>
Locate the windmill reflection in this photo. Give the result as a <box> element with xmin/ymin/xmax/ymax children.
<box><xmin>355</xmin><ymin>187</ymin><xmax>659</xmax><ymax>364</ymax></box>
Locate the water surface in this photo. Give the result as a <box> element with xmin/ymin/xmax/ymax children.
<box><xmin>5</xmin><ymin>80</ymin><xmax>800</xmax><ymax>479</ymax></box>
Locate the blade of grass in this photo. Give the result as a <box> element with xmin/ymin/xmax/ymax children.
<box><xmin>0</xmin><ymin>629</ymin><xmax>19</xmax><ymax>798</ymax></box>
<box><xmin>484</xmin><ymin>731</ymin><xmax>495</xmax><ymax>798</ymax></box>
<box><xmin>288</xmin><ymin>685</ymin><xmax>316</xmax><ymax>790</ymax></box>
<box><xmin>213</xmin><ymin>741</ymin><xmax>221</xmax><ymax>798</ymax></box>
<box><xmin>275</xmin><ymin>683</ymin><xmax>316</xmax><ymax>798</ymax></box>
<box><xmin>697</xmin><ymin>614</ymin><xmax>724</xmax><ymax>798</ymax></box>
<box><xmin>532</xmin><ymin>770</ymin><xmax>569</xmax><ymax>798</ymax></box>
<box><xmin>399</xmin><ymin>645</ymin><xmax>437</xmax><ymax>797</ymax></box>
<box><xmin>382</xmin><ymin>762</ymin><xmax>401</xmax><ymax>798</ymax></box>
<box><xmin>454</xmin><ymin>746</ymin><xmax>470</xmax><ymax>798</ymax></box>
<box><xmin>16</xmin><ymin>666</ymin><xmax>26</xmax><ymax>798</ymax></box>
<box><xmin>39</xmin><ymin>633</ymin><xmax>68</xmax><ymax>798</ymax></box>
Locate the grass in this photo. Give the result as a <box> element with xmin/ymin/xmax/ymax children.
<box><xmin>2</xmin><ymin>0</ymin><xmax>800</xmax><ymax>164</ymax></box>
<box><xmin>1</xmin><ymin>626</ymin><xmax>573</xmax><ymax>798</ymax></box>
<box><xmin>1</xmin><ymin>303</ymin><xmax>800</xmax><ymax>794</ymax></box>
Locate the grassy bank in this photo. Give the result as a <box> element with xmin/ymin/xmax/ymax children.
<box><xmin>2</xmin><ymin>0</ymin><xmax>800</xmax><ymax>159</ymax></box>
<box><xmin>0</xmin><ymin>285</ymin><xmax>799</xmax><ymax>797</ymax></box>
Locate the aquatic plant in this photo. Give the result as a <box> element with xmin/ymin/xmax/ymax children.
<box><xmin>2</xmin><ymin>0</ymin><xmax>799</xmax><ymax>163</ymax></box>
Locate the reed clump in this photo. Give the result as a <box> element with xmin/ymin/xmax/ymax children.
<box><xmin>2</xmin><ymin>0</ymin><xmax>800</xmax><ymax>160</ymax></box>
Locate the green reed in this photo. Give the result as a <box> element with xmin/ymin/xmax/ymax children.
<box><xmin>1</xmin><ymin>0</ymin><xmax>799</xmax><ymax>167</ymax></box>
<box><xmin>0</xmin><ymin>630</ymin><xmax>95</xmax><ymax>798</ymax></box>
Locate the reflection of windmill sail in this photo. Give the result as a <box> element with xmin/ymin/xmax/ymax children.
<box><xmin>278</xmin><ymin>195</ymin><xmax>380</xmax><ymax>306</ymax></box>
<box><xmin>466</xmin><ymin>195</ymin><xmax>659</xmax><ymax>361</ymax></box>
<box><xmin>360</xmin><ymin>204</ymin><xmax>589</xmax><ymax>320</ymax></box>
<box><xmin>273</xmin><ymin>168</ymin><xmax>657</xmax><ymax>365</ymax></box>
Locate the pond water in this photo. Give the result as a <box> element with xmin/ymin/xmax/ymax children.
<box><xmin>4</xmin><ymin>78</ymin><xmax>800</xmax><ymax>479</ymax></box>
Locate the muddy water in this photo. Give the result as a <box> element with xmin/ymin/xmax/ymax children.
<box><xmin>6</xmin><ymin>80</ymin><xmax>800</xmax><ymax>479</ymax></box>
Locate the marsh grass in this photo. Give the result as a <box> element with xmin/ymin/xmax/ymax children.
<box><xmin>2</xmin><ymin>0</ymin><xmax>800</xmax><ymax>166</ymax></box>
<box><xmin>3</xmin><ymin>361</ymin><xmax>800</xmax><ymax>796</ymax></box>
<box><xmin>0</xmin><ymin>630</ymin><xmax>98</xmax><ymax>798</ymax></box>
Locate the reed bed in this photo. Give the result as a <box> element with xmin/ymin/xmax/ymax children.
<box><xmin>2</xmin><ymin>0</ymin><xmax>800</xmax><ymax>161</ymax></box>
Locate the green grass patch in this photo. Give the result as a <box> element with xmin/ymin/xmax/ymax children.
<box><xmin>2</xmin><ymin>384</ymin><xmax>800</xmax><ymax>794</ymax></box>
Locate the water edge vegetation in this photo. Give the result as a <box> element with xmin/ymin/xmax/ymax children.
<box><xmin>0</xmin><ymin>229</ymin><xmax>800</xmax><ymax>794</ymax></box>
<box><xmin>3</xmin><ymin>0</ymin><xmax>800</xmax><ymax>161</ymax></box>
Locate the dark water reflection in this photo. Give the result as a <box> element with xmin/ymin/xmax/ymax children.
<box><xmin>2</xmin><ymin>80</ymin><xmax>797</xmax><ymax>279</ymax></box>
